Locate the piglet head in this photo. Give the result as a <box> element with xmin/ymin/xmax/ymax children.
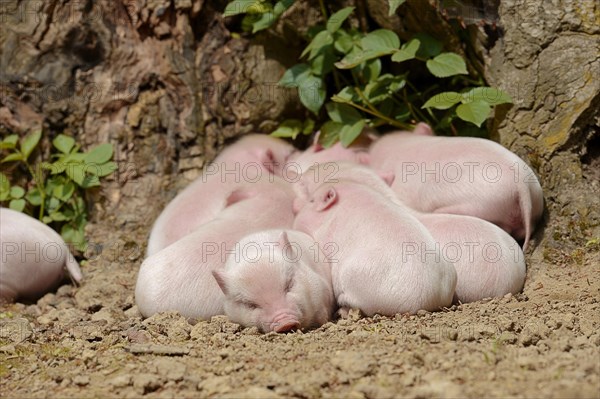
<box><xmin>213</xmin><ymin>232</ymin><xmax>306</xmax><ymax>333</ymax></box>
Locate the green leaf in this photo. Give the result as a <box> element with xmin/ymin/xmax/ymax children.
<box><xmin>361</xmin><ymin>29</ymin><xmax>400</xmax><ymax>51</ymax></box>
<box><xmin>333</xmin><ymin>30</ymin><xmax>355</xmax><ymax>54</ymax></box>
<box><xmin>25</xmin><ymin>188</ymin><xmax>42</xmax><ymax>206</ymax></box>
<box><xmin>9</xmin><ymin>186</ymin><xmax>25</xmax><ymax>199</ymax></box>
<box><xmin>1</xmin><ymin>153</ymin><xmax>25</xmax><ymax>163</ymax></box>
<box><xmin>244</xmin><ymin>10</ymin><xmax>273</xmax><ymax>33</ymax></box>
<box><xmin>271</xmin><ymin>119</ymin><xmax>304</xmax><ymax>139</ymax></box>
<box><xmin>414</xmin><ymin>33</ymin><xmax>443</xmax><ymax>58</ymax></box>
<box><xmin>89</xmin><ymin>161</ymin><xmax>118</xmax><ymax>177</ymax></box>
<box><xmin>65</xmin><ymin>163</ymin><xmax>87</xmax><ymax>186</ymax></box>
<box><xmin>0</xmin><ymin>173</ymin><xmax>10</xmax><ymax>201</ymax></box>
<box><xmin>426</xmin><ymin>53</ymin><xmax>468</xmax><ymax>78</ymax></box>
<box><xmin>85</xmin><ymin>143</ymin><xmax>113</xmax><ymax>164</ymax></box>
<box><xmin>363</xmin><ymin>74</ymin><xmax>406</xmax><ymax>104</ymax></box>
<box><xmin>310</xmin><ymin>46</ymin><xmax>336</xmax><ymax>76</ymax></box>
<box><xmin>339</xmin><ymin>120</ymin><xmax>366</xmax><ymax>147</ymax></box>
<box><xmin>302</xmin><ymin>30</ymin><xmax>333</xmax><ymax>60</ymax></box>
<box><xmin>332</xmin><ymin>86</ymin><xmax>359</xmax><ymax>103</ymax></box>
<box><xmin>326</xmin><ymin>103</ymin><xmax>362</xmax><ymax>124</ymax></box>
<box><xmin>335</xmin><ymin>30</ymin><xmax>400</xmax><ymax>69</ymax></box>
<box><xmin>422</xmin><ymin>91</ymin><xmax>463</xmax><ymax>110</ymax></box>
<box><xmin>20</xmin><ymin>130</ymin><xmax>42</xmax><ymax>160</ymax></box>
<box><xmin>319</xmin><ymin>121</ymin><xmax>343</xmax><ymax>148</ymax></box>
<box><xmin>359</xmin><ymin>58</ymin><xmax>382</xmax><ymax>82</ymax></box>
<box><xmin>278</xmin><ymin>64</ymin><xmax>312</xmax><ymax>87</ymax></box>
<box><xmin>327</xmin><ymin>7</ymin><xmax>355</xmax><ymax>33</ymax></box>
<box><xmin>2</xmin><ymin>135</ymin><xmax>18</xmax><ymax>146</ymax></box>
<box><xmin>46</xmin><ymin>161</ymin><xmax>67</xmax><ymax>174</ymax></box>
<box><xmin>52</xmin><ymin>181</ymin><xmax>75</xmax><ymax>201</ymax></box>
<box><xmin>302</xmin><ymin>119</ymin><xmax>315</xmax><ymax>135</ymax></box>
<box><xmin>52</xmin><ymin>134</ymin><xmax>75</xmax><ymax>154</ymax></box>
<box><xmin>392</xmin><ymin>38</ymin><xmax>420</xmax><ymax>63</ymax></box>
<box><xmin>456</xmin><ymin>101</ymin><xmax>492</xmax><ymax>127</ymax></box>
<box><xmin>462</xmin><ymin>87</ymin><xmax>513</xmax><ymax>105</ymax></box>
<box><xmin>223</xmin><ymin>0</ymin><xmax>266</xmax><ymax>17</ymax></box>
<box><xmin>9</xmin><ymin>199</ymin><xmax>25</xmax><ymax>212</ymax></box>
<box><xmin>298</xmin><ymin>75</ymin><xmax>326</xmax><ymax>114</ymax></box>
<box><xmin>388</xmin><ymin>0</ymin><xmax>407</xmax><ymax>16</ymax></box>
<box><xmin>49</xmin><ymin>211</ymin><xmax>68</xmax><ymax>222</ymax></box>
<box><xmin>46</xmin><ymin>196</ymin><xmax>61</xmax><ymax>212</ymax></box>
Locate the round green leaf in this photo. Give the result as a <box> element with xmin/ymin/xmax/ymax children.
<box><xmin>20</xmin><ymin>130</ymin><xmax>42</xmax><ymax>160</ymax></box>
<box><xmin>456</xmin><ymin>101</ymin><xmax>492</xmax><ymax>127</ymax></box>
<box><xmin>422</xmin><ymin>92</ymin><xmax>463</xmax><ymax>110</ymax></box>
<box><xmin>85</xmin><ymin>143</ymin><xmax>113</xmax><ymax>164</ymax></box>
<box><xmin>298</xmin><ymin>75</ymin><xmax>326</xmax><ymax>114</ymax></box>
<box><xmin>462</xmin><ymin>87</ymin><xmax>513</xmax><ymax>105</ymax></box>
<box><xmin>414</xmin><ymin>33</ymin><xmax>443</xmax><ymax>58</ymax></box>
<box><xmin>25</xmin><ymin>188</ymin><xmax>42</xmax><ymax>206</ymax></box>
<box><xmin>271</xmin><ymin>119</ymin><xmax>304</xmax><ymax>139</ymax></box>
<box><xmin>10</xmin><ymin>186</ymin><xmax>25</xmax><ymax>199</ymax></box>
<box><xmin>9</xmin><ymin>199</ymin><xmax>25</xmax><ymax>212</ymax></box>
<box><xmin>327</xmin><ymin>7</ymin><xmax>355</xmax><ymax>33</ymax></box>
<box><xmin>325</xmin><ymin>103</ymin><xmax>362</xmax><ymax>124</ymax></box>
<box><xmin>426</xmin><ymin>53</ymin><xmax>468</xmax><ymax>78</ymax></box>
<box><xmin>361</xmin><ymin>29</ymin><xmax>400</xmax><ymax>52</ymax></box>
<box><xmin>340</xmin><ymin>120</ymin><xmax>366</xmax><ymax>147</ymax></box>
<box><xmin>278</xmin><ymin>64</ymin><xmax>311</xmax><ymax>87</ymax></box>
<box><xmin>392</xmin><ymin>38</ymin><xmax>420</xmax><ymax>63</ymax></box>
<box><xmin>52</xmin><ymin>134</ymin><xmax>76</xmax><ymax>154</ymax></box>
<box><xmin>319</xmin><ymin>121</ymin><xmax>343</xmax><ymax>148</ymax></box>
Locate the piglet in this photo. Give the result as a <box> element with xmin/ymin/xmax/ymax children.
<box><xmin>135</xmin><ymin>177</ymin><xmax>295</xmax><ymax>319</ymax></box>
<box><xmin>293</xmin><ymin>162</ymin><xmax>457</xmax><ymax>316</ymax></box>
<box><xmin>0</xmin><ymin>207</ymin><xmax>83</xmax><ymax>302</ymax></box>
<box><xmin>369</xmin><ymin>123</ymin><xmax>544</xmax><ymax>249</ymax></box>
<box><xmin>417</xmin><ymin>213</ymin><xmax>526</xmax><ymax>303</ymax></box>
<box><xmin>147</xmin><ymin>134</ymin><xmax>296</xmax><ymax>256</ymax></box>
<box><xmin>213</xmin><ymin>229</ymin><xmax>335</xmax><ymax>333</ymax></box>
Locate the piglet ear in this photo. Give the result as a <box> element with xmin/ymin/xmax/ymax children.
<box><xmin>316</xmin><ymin>187</ymin><xmax>338</xmax><ymax>211</ymax></box>
<box><xmin>212</xmin><ymin>269</ymin><xmax>229</xmax><ymax>295</ymax></box>
<box><xmin>225</xmin><ymin>187</ymin><xmax>257</xmax><ymax>207</ymax></box>
<box><xmin>356</xmin><ymin>152</ymin><xmax>370</xmax><ymax>166</ymax></box>
<box><xmin>278</xmin><ymin>231</ymin><xmax>291</xmax><ymax>248</ymax></box>
<box><xmin>260</xmin><ymin>148</ymin><xmax>276</xmax><ymax>174</ymax></box>
<box><xmin>378</xmin><ymin>170</ymin><xmax>395</xmax><ymax>186</ymax></box>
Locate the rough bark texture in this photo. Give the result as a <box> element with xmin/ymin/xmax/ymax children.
<box><xmin>0</xmin><ymin>1</ymin><xmax>599</xmax><ymax>397</ymax></box>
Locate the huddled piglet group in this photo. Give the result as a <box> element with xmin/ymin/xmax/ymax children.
<box><xmin>135</xmin><ymin>124</ymin><xmax>543</xmax><ymax>332</ymax></box>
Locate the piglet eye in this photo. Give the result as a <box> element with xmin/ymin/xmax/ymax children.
<box><xmin>241</xmin><ymin>300</ymin><xmax>259</xmax><ymax>310</ymax></box>
<box><xmin>284</xmin><ymin>278</ymin><xmax>294</xmax><ymax>293</ymax></box>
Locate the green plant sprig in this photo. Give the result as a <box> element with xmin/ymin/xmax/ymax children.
<box><xmin>0</xmin><ymin>131</ymin><xmax>117</xmax><ymax>251</ymax></box>
<box><xmin>223</xmin><ymin>0</ymin><xmax>513</xmax><ymax>146</ymax></box>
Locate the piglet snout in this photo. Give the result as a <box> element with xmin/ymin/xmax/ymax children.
<box><xmin>271</xmin><ymin>313</ymin><xmax>301</xmax><ymax>333</ymax></box>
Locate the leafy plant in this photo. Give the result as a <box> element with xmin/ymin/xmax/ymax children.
<box><xmin>0</xmin><ymin>131</ymin><xmax>116</xmax><ymax>251</ymax></box>
<box><xmin>223</xmin><ymin>0</ymin><xmax>512</xmax><ymax>146</ymax></box>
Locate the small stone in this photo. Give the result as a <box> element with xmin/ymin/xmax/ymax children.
<box><xmin>132</xmin><ymin>373</ymin><xmax>162</xmax><ymax>394</ymax></box>
<box><xmin>109</xmin><ymin>374</ymin><xmax>132</xmax><ymax>389</ymax></box>
<box><xmin>73</xmin><ymin>375</ymin><xmax>90</xmax><ymax>386</ymax></box>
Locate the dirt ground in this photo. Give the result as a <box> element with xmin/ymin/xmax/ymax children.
<box><xmin>1</xmin><ymin>163</ymin><xmax>599</xmax><ymax>399</ymax></box>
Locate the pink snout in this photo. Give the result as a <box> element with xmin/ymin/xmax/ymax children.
<box><xmin>271</xmin><ymin>313</ymin><xmax>301</xmax><ymax>333</ymax></box>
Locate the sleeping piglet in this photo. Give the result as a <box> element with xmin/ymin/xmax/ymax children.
<box><xmin>293</xmin><ymin>162</ymin><xmax>457</xmax><ymax>316</ymax></box>
<box><xmin>0</xmin><ymin>207</ymin><xmax>83</xmax><ymax>302</ymax></box>
<box><xmin>417</xmin><ymin>213</ymin><xmax>526</xmax><ymax>303</ymax></box>
<box><xmin>369</xmin><ymin>123</ymin><xmax>544</xmax><ymax>249</ymax></box>
<box><xmin>147</xmin><ymin>134</ymin><xmax>296</xmax><ymax>256</ymax></box>
<box><xmin>213</xmin><ymin>229</ymin><xmax>335</xmax><ymax>333</ymax></box>
<box><xmin>135</xmin><ymin>177</ymin><xmax>295</xmax><ymax>320</ymax></box>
